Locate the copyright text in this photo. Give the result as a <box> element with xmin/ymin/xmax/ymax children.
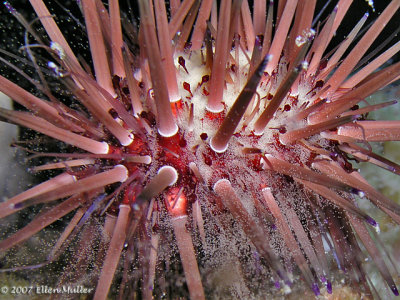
<box><xmin>0</xmin><ymin>285</ymin><xmax>94</xmax><ymax>296</ymax></box>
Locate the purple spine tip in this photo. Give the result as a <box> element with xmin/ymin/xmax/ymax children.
<box><xmin>13</xmin><ymin>202</ymin><xmax>23</xmax><ymax>209</ymax></box>
<box><xmin>274</xmin><ymin>281</ymin><xmax>281</xmax><ymax>289</ymax></box>
<box><xmin>391</xmin><ymin>286</ymin><xmax>399</xmax><ymax>296</ymax></box>
<box><xmin>282</xmin><ymin>276</ymin><xmax>293</xmax><ymax>287</ymax></box>
<box><xmin>350</xmin><ymin>187</ymin><xmax>365</xmax><ymax>198</ymax></box>
<box><xmin>366</xmin><ymin>216</ymin><xmax>377</xmax><ymax>227</ymax></box>
<box><xmin>327</xmin><ymin>281</ymin><xmax>332</xmax><ymax>294</ymax></box>
<box><xmin>312</xmin><ymin>283</ymin><xmax>320</xmax><ymax>296</ymax></box>
<box><xmin>255</xmin><ymin>35</ymin><xmax>262</xmax><ymax>48</ymax></box>
<box><xmin>4</xmin><ymin>1</ymin><xmax>16</xmax><ymax>14</ymax></box>
<box><xmin>320</xmin><ymin>276</ymin><xmax>327</xmax><ymax>283</ymax></box>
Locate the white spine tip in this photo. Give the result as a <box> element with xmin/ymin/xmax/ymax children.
<box><xmin>205</xmin><ymin>104</ymin><xmax>224</xmax><ymax>114</ymax></box>
<box><xmin>97</xmin><ymin>142</ymin><xmax>110</xmax><ymax>155</ymax></box>
<box><xmin>143</xmin><ymin>155</ymin><xmax>152</xmax><ymax>164</ymax></box>
<box><xmin>158</xmin><ymin>166</ymin><xmax>178</xmax><ymax>186</ymax></box>
<box><xmin>306</xmin><ymin>114</ymin><xmax>318</xmax><ymax>125</ymax></box>
<box><xmin>120</xmin><ymin>134</ymin><xmax>134</xmax><ymax>146</ymax></box>
<box><xmin>260</xmin><ymin>157</ymin><xmax>266</xmax><ymax>169</ymax></box>
<box><xmin>278</xmin><ymin>135</ymin><xmax>288</xmax><ymax>146</ymax></box>
<box><xmin>210</xmin><ymin>137</ymin><xmax>228</xmax><ymax>153</ymax></box>
<box><xmin>158</xmin><ymin>124</ymin><xmax>179</xmax><ymax>138</ymax></box>
<box><xmin>260</xmin><ymin>155</ymin><xmax>273</xmax><ymax>170</ymax></box>
<box><xmin>213</xmin><ymin>178</ymin><xmax>231</xmax><ymax>192</ymax></box>
<box><xmin>115</xmin><ymin>164</ymin><xmax>129</xmax><ymax>182</ymax></box>
<box><xmin>119</xmin><ymin>204</ymin><xmax>131</xmax><ymax>210</ymax></box>
<box><xmin>253</xmin><ymin>129</ymin><xmax>264</xmax><ymax>136</ymax></box>
<box><xmin>320</xmin><ymin>132</ymin><xmax>329</xmax><ymax>138</ymax></box>
<box><xmin>169</xmin><ymin>94</ymin><xmax>182</xmax><ymax>103</ymax></box>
